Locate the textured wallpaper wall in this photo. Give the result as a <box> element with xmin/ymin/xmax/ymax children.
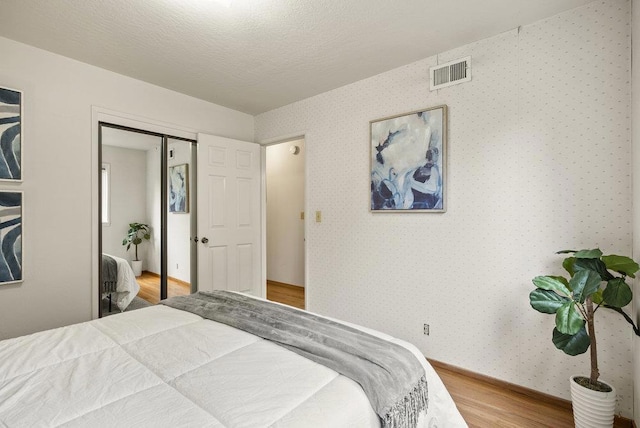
<box><xmin>256</xmin><ymin>0</ymin><xmax>633</xmax><ymax>416</ymax></box>
<box><xmin>631</xmin><ymin>0</ymin><xmax>640</xmax><ymax>424</ymax></box>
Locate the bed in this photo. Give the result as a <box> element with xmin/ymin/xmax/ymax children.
<box><xmin>0</xmin><ymin>292</ymin><xmax>466</xmax><ymax>427</ymax></box>
<box><xmin>101</xmin><ymin>253</ymin><xmax>140</xmax><ymax>312</ymax></box>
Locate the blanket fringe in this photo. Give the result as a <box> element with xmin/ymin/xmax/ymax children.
<box><xmin>382</xmin><ymin>375</ymin><xmax>429</xmax><ymax>428</ymax></box>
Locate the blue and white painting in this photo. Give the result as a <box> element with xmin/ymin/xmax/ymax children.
<box><xmin>370</xmin><ymin>106</ymin><xmax>447</xmax><ymax>212</ymax></box>
<box><xmin>169</xmin><ymin>163</ymin><xmax>189</xmax><ymax>213</ymax></box>
<box><xmin>0</xmin><ymin>191</ymin><xmax>22</xmax><ymax>284</ymax></box>
<box><xmin>0</xmin><ymin>87</ymin><xmax>22</xmax><ymax>181</ymax></box>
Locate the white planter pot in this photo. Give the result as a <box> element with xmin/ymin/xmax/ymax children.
<box><xmin>570</xmin><ymin>375</ymin><xmax>616</xmax><ymax>428</ymax></box>
<box><xmin>131</xmin><ymin>260</ymin><xmax>142</xmax><ymax>277</ymax></box>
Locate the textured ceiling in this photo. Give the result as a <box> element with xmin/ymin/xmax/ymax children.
<box><xmin>0</xmin><ymin>0</ymin><xmax>594</xmax><ymax>115</ymax></box>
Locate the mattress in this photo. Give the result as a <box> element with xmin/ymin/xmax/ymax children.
<box><xmin>0</xmin><ymin>304</ymin><xmax>466</xmax><ymax>427</ymax></box>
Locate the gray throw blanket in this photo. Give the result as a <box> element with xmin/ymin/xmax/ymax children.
<box><xmin>161</xmin><ymin>291</ymin><xmax>428</xmax><ymax>428</ymax></box>
<box><xmin>101</xmin><ymin>254</ymin><xmax>118</xmax><ymax>293</ymax></box>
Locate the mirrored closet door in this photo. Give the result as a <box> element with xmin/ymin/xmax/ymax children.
<box><xmin>166</xmin><ymin>137</ymin><xmax>197</xmax><ymax>299</ymax></box>
<box><xmin>98</xmin><ymin>123</ymin><xmax>196</xmax><ymax>317</ymax></box>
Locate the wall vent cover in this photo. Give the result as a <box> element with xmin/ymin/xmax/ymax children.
<box><xmin>429</xmin><ymin>56</ymin><xmax>471</xmax><ymax>90</ymax></box>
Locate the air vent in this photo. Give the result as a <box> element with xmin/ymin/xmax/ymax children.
<box><xmin>429</xmin><ymin>56</ymin><xmax>471</xmax><ymax>91</ymax></box>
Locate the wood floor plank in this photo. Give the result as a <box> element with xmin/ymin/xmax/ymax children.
<box><xmin>433</xmin><ymin>363</ymin><xmax>573</xmax><ymax>427</ymax></box>
<box><xmin>431</xmin><ymin>360</ymin><xmax>633</xmax><ymax>427</ymax></box>
<box><xmin>136</xmin><ymin>271</ymin><xmax>190</xmax><ymax>304</ymax></box>
<box><xmin>138</xmin><ymin>276</ymin><xmax>305</xmax><ymax>308</ymax></box>
<box><xmin>266</xmin><ymin>280</ymin><xmax>305</xmax><ymax>309</ymax></box>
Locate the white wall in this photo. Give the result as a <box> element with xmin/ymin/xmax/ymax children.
<box><xmin>632</xmin><ymin>0</ymin><xmax>640</xmax><ymax>425</ymax></box>
<box><xmin>266</xmin><ymin>140</ymin><xmax>305</xmax><ymax>287</ymax></box>
<box><xmin>257</xmin><ymin>0</ymin><xmax>634</xmax><ymax>416</ymax></box>
<box><xmin>0</xmin><ymin>35</ymin><xmax>253</xmax><ymax>340</ymax></box>
<box><xmin>102</xmin><ymin>145</ymin><xmax>148</xmax><ymax>262</ymax></box>
<box><xmin>143</xmin><ymin>140</ymin><xmax>193</xmax><ymax>283</ymax></box>
<box><xmin>167</xmin><ymin>140</ymin><xmax>192</xmax><ymax>283</ymax></box>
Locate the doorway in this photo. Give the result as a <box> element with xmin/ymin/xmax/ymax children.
<box><xmin>264</xmin><ymin>139</ymin><xmax>306</xmax><ymax>309</ymax></box>
<box><xmin>98</xmin><ymin>123</ymin><xmax>196</xmax><ymax>317</ymax></box>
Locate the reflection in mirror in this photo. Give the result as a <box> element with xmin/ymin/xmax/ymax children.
<box><xmin>101</xmin><ymin>126</ymin><xmax>161</xmax><ymax>314</ymax></box>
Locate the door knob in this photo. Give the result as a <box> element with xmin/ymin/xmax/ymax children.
<box><xmin>201</xmin><ymin>237</ymin><xmax>209</xmax><ymax>244</ymax></box>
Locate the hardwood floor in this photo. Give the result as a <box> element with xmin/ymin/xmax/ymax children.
<box><xmin>136</xmin><ymin>271</ymin><xmax>190</xmax><ymax>304</ymax></box>
<box><xmin>266</xmin><ymin>280</ymin><xmax>305</xmax><ymax>309</ymax></box>
<box><xmin>430</xmin><ymin>360</ymin><xmax>633</xmax><ymax>428</ymax></box>
<box><xmin>138</xmin><ymin>276</ymin><xmax>306</xmax><ymax>307</ymax></box>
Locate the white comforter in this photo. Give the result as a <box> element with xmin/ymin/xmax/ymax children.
<box><xmin>0</xmin><ymin>304</ymin><xmax>466</xmax><ymax>427</ymax></box>
<box><xmin>103</xmin><ymin>254</ymin><xmax>139</xmax><ymax>312</ymax></box>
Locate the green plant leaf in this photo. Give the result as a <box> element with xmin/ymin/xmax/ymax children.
<box><xmin>532</xmin><ymin>276</ymin><xmax>571</xmax><ymax>297</ymax></box>
<box><xmin>569</xmin><ymin>270</ymin><xmax>602</xmax><ymax>303</ymax></box>
<box><xmin>549</xmin><ymin>276</ymin><xmax>570</xmax><ymax>288</ymax></box>
<box><xmin>573</xmin><ymin>249</ymin><xmax>603</xmax><ymax>259</ymax></box>
<box><xmin>122</xmin><ymin>223</ymin><xmax>151</xmax><ymax>253</ymax></box>
<box><xmin>552</xmin><ymin>326</ymin><xmax>590</xmax><ymax>356</ymax></box>
<box><xmin>529</xmin><ymin>289</ymin><xmax>569</xmax><ymax>314</ymax></box>
<box><xmin>562</xmin><ymin>257</ymin><xmax>576</xmax><ymax>277</ymax></box>
<box><xmin>555</xmin><ymin>301</ymin><xmax>584</xmax><ymax>335</ymax></box>
<box><xmin>602</xmin><ymin>255</ymin><xmax>640</xmax><ymax>278</ymax></box>
<box><xmin>591</xmin><ymin>289</ymin><xmax>604</xmax><ymax>305</ymax></box>
<box><xmin>574</xmin><ymin>258</ymin><xmax>614</xmax><ymax>281</ymax></box>
<box><xmin>602</xmin><ymin>278</ymin><xmax>632</xmax><ymax>308</ymax></box>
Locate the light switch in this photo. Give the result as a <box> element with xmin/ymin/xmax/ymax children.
<box><xmin>315</xmin><ymin>211</ymin><xmax>322</xmax><ymax>222</ymax></box>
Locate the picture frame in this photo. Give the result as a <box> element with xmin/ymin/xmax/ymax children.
<box><xmin>169</xmin><ymin>163</ymin><xmax>189</xmax><ymax>213</ymax></box>
<box><xmin>0</xmin><ymin>190</ymin><xmax>23</xmax><ymax>285</ymax></box>
<box><xmin>370</xmin><ymin>105</ymin><xmax>447</xmax><ymax>212</ymax></box>
<box><xmin>0</xmin><ymin>86</ymin><xmax>23</xmax><ymax>181</ymax></box>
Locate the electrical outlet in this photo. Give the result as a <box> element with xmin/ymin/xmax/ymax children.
<box><xmin>423</xmin><ymin>324</ymin><xmax>430</xmax><ymax>335</ymax></box>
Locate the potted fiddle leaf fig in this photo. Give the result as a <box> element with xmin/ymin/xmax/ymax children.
<box><xmin>530</xmin><ymin>249</ymin><xmax>640</xmax><ymax>428</ymax></box>
<box><xmin>122</xmin><ymin>222</ymin><xmax>150</xmax><ymax>276</ymax></box>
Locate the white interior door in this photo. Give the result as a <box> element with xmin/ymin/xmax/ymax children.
<box><xmin>197</xmin><ymin>134</ymin><xmax>262</xmax><ymax>296</ymax></box>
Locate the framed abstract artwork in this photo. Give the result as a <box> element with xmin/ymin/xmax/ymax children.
<box><xmin>169</xmin><ymin>163</ymin><xmax>189</xmax><ymax>213</ymax></box>
<box><xmin>370</xmin><ymin>105</ymin><xmax>447</xmax><ymax>212</ymax></box>
<box><xmin>0</xmin><ymin>87</ymin><xmax>22</xmax><ymax>181</ymax></box>
<box><xmin>0</xmin><ymin>191</ymin><xmax>22</xmax><ymax>285</ymax></box>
